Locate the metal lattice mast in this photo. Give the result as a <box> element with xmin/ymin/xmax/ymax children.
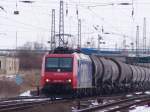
<box><xmin>143</xmin><ymin>17</ymin><xmax>146</xmax><ymax>53</ymax></box>
<box><xmin>136</xmin><ymin>26</ymin><xmax>139</xmax><ymax>56</ymax></box>
<box><xmin>59</xmin><ymin>0</ymin><xmax>64</xmax><ymax>47</ymax></box>
<box><xmin>123</xmin><ymin>35</ymin><xmax>126</xmax><ymax>50</ymax></box>
<box><xmin>78</xmin><ymin>19</ymin><xmax>81</xmax><ymax>48</ymax></box>
<box><xmin>51</xmin><ymin>9</ymin><xmax>56</xmax><ymax>50</ymax></box>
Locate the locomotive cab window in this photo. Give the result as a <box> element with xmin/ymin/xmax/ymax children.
<box><xmin>46</xmin><ymin>58</ymin><xmax>59</xmax><ymax>68</ymax></box>
<box><xmin>45</xmin><ymin>57</ymin><xmax>73</xmax><ymax>72</ymax></box>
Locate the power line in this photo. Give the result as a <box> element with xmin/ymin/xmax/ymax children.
<box><xmin>0</xmin><ymin>15</ymin><xmax>49</xmax><ymax>31</ymax></box>
<box><xmin>51</xmin><ymin>9</ymin><xmax>56</xmax><ymax>50</ymax></box>
<box><xmin>87</xmin><ymin>7</ymin><xmax>124</xmax><ymax>35</ymax></box>
<box><xmin>59</xmin><ymin>0</ymin><xmax>65</xmax><ymax>47</ymax></box>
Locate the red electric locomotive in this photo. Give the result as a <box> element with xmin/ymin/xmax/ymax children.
<box><xmin>41</xmin><ymin>47</ymin><xmax>93</xmax><ymax>95</ymax></box>
<box><xmin>41</xmin><ymin>54</ymin><xmax>76</xmax><ymax>94</ymax></box>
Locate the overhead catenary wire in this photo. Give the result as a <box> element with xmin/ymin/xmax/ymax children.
<box><xmin>0</xmin><ymin>15</ymin><xmax>49</xmax><ymax>31</ymax></box>
<box><xmin>0</xmin><ymin>0</ymin><xmax>148</xmax><ymax>49</ymax></box>
<box><xmin>0</xmin><ymin>0</ymin><xmax>137</xmax><ymax>34</ymax></box>
<box><xmin>68</xmin><ymin>0</ymin><xmax>133</xmax><ymax>41</ymax></box>
<box><xmin>2</xmin><ymin>0</ymin><xmax>149</xmax><ymax>8</ymax></box>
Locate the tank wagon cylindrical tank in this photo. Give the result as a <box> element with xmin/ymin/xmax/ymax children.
<box><xmin>90</xmin><ymin>55</ymin><xmax>103</xmax><ymax>87</ymax></box>
<box><xmin>90</xmin><ymin>55</ymin><xmax>150</xmax><ymax>94</ymax></box>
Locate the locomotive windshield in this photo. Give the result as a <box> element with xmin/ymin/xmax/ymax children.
<box><xmin>45</xmin><ymin>57</ymin><xmax>73</xmax><ymax>72</ymax></box>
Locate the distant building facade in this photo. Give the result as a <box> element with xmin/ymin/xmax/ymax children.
<box><xmin>0</xmin><ymin>56</ymin><xmax>19</xmax><ymax>75</ymax></box>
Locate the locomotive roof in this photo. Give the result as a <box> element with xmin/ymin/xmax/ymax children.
<box><xmin>74</xmin><ymin>52</ymin><xmax>91</xmax><ymax>61</ymax></box>
<box><xmin>49</xmin><ymin>47</ymin><xmax>81</xmax><ymax>54</ymax></box>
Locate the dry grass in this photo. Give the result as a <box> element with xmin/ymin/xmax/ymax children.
<box><xmin>0</xmin><ymin>69</ymin><xmax>41</xmax><ymax>98</ymax></box>
<box><xmin>19</xmin><ymin>69</ymin><xmax>41</xmax><ymax>91</ymax></box>
<box><xmin>0</xmin><ymin>79</ymin><xmax>20</xmax><ymax>98</ymax></box>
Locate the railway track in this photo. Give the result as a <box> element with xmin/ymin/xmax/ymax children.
<box><xmin>0</xmin><ymin>96</ymin><xmax>51</xmax><ymax>112</ymax></box>
<box><xmin>74</xmin><ymin>94</ymin><xmax>150</xmax><ymax>112</ymax></box>
<box><xmin>0</xmin><ymin>91</ymin><xmax>148</xmax><ymax>112</ymax></box>
<box><xmin>0</xmin><ymin>94</ymin><xmax>124</xmax><ymax>112</ymax></box>
<box><xmin>0</xmin><ymin>95</ymin><xmax>76</xmax><ymax>112</ymax></box>
<box><xmin>0</xmin><ymin>95</ymin><xmax>73</xmax><ymax>112</ymax></box>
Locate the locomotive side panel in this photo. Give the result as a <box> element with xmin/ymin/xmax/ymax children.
<box><xmin>77</xmin><ymin>54</ymin><xmax>93</xmax><ymax>88</ymax></box>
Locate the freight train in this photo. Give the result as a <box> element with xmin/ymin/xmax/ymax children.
<box><xmin>41</xmin><ymin>47</ymin><xmax>150</xmax><ymax>96</ymax></box>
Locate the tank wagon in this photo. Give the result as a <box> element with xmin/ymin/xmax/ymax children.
<box><xmin>41</xmin><ymin>47</ymin><xmax>150</xmax><ymax>96</ymax></box>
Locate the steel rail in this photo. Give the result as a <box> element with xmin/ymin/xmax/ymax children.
<box><xmin>0</xmin><ymin>92</ymin><xmax>146</xmax><ymax>112</ymax></box>
<box><xmin>0</xmin><ymin>97</ymin><xmax>70</xmax><ymax>112</ymax></box>
<box><xmin>105</xmin><ymin>97</ymin><xmax>150</xmax><ymax>112</ymax></box>
<box><xmin>0</xmin><ymin>98</ymin><xmax>50</xmax><ymax>106</ymax></box>
<box><xmin>75</xmin><ymin>95</ymin><xmax>150</xmax><ymax>112</ymax></box>
<box><xmin>0</xmin><ymin>96</ymin><xmax>49</xmax><ymax>105</ymax></box>
<box><xmin>0</xmin><ymin>100</ymin><xmax>50</xmax><ymax>112</ymax></box>
<box><xmin>0</xmin><ymin>96</ymin><xmax>47</xmax><ymax>101</ymax></box>
<box><xmin>0</xmin><ymin>96</ymin><xmax>73</xmax><ymax>112</ymax></box>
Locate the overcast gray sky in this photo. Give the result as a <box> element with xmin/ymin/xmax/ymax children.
<box><xmin>0</xmin><ymin>0</ymin><xmax>150</xmax><ymax>49</ymax></box>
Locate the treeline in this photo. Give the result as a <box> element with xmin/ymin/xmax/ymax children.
<box><xmin>16</xmin><ymin>50</ymin><xmax>45</xmax><ymax>70</ymax></box>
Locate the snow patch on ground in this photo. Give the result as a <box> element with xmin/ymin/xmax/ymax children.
<box><xmin>91</xmin><ymin>100</ymin><xmax>99</xmax><ymax>106</ymax></box>
<box><xmin>5</xmin><ymin>75</ymin><xmax>16</xmax><ymax>78</ymax></box>
<box><xmin>129</xmin><ymin>105</ymin><xmax>137</xmax><ymax>109</ymax></box>
<box><xmin>126</xmin><ymin>94</ymin><xmax>133</xmax><ymax>97</ymax></box>
<box><xmin>145</xmin><ymin>91</ymin><xmax>150</xmax><ymax>95</ymax></box>
<box><xmin>0</xmin><ymin>75</ymin><xmax>16</xmax><ymax>80</ymax></box>
<box><xmin>130</xmin><ymin>105</ymin><xmax>150</xmax><ymax>112</ymax></box>
<box><xmin>135</xmin><ymin>92</ymin><xmax>143</xmax><ymax>95</ymax></box>
<box><xmin>20</xmin><ymin>90</ymin><xmax>31</xmax><ymax>96</ymax></box>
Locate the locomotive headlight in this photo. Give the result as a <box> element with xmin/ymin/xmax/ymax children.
<box><xmin>45</xmin><ymin>79</ymin><xmax>50</xmax><ymax>82</ymax></box>
<box><xmin>67</xmin><ymin>79</ymin><xmax>72</xmax><ymax>83</ymax></box>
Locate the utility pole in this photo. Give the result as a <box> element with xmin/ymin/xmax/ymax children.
<box><xmin>136</xmin><ymin>26</ymin><xmax>139</xmax><ymax>56</ymax></box>
<box><xmin>59</xmin><ymin>0</ymin><xmax>64</xmax><ymax>47</ymax></box>
<box><xmin>51</xmin><ymin>9</ymin><xmax>56</xmax><ymax>50</ymax></box>
<box><xmin>78</xmin><ymin>19</ymin><xmax>81</xmax><ymax>48</ymax></box>
<box><xmin>131</xmin><ymin>42</ymin><xmax>134</xmax><ymax>52</ymax></box>
<box><xmin>98</xmin><ymin>35</ymin><xmax>101</xmax><ymax>51</ymax></box>
<box><xmin>143</xmin><ymin>17</ymin><xmax>146</xmax><ymax>54</ymax></box>
<box><xmin>98</xmin><ymin>34</ymin><xmax>105</xmax><ymax>53</ymax></box>
<box><xmin>16</xmin><ymin>31</ymin><xmax>18</xmax><ymax>50</ymax></box>
<box><xmin>123</xmin><ymin>35</ymin><xmax>126</xmax><ymax>50</ymax></box>
<box><xmin>115</xmin><ymin>43</ymin><xmax>118</xmax><ymax>50</ymax></box>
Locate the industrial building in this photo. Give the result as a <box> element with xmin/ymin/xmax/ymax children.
<box><xmin>0</xmin><ymin>56</ymin><xmax>19</xmax><ymax>75</ymax></box>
